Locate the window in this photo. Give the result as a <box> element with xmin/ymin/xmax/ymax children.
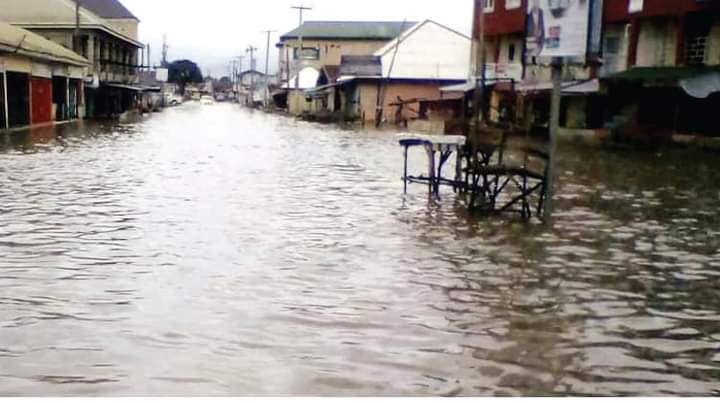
<box><xmin>605</xmin><ymin>37</ymin><xmax>620</xmax><ymax>55</ymax></box>
<box><xmin>508</xmin><ymin>44</ymin><xmax>516</xmax><ymax>62</ymax></box>
<box><xmin>484</xmin><ymin>0</ymin><xmax>495</xmax><ymax>12</ymax></box>
<box><xmin>686</xmin><ymin>36</ymin><xmax>707</xmax><ymax>65</ymax></box>
<box><xmin>505</xmin><ymin>0</ymin><xmax>521</xmax><ymax>9</ymax></box>
<box><xmin>293</xmin><ymin>47</ymin><xmax>320</xmax><ymax>60</ymax></box>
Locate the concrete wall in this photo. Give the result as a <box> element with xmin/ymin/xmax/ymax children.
<box><xmin>636</xmin><ymin>19</ymin><xmax>678</xmax><ymax>67</ymax></box>
<box><xmin>707</xmin><ymin>20</ymin><xmax>720</xmax><ymax>65</ymax></box>
<box><xmin>377</xmin><ymin>22</ymin><xmax>471</xmax><ymax>81</ymax></box>
<box><xmin>107</xmin><ymin>18</ymin><xmax>139</xmax><ymax>41</ymax></box>
<box><xmin>356</xmin><ymin>82</ymin><xmax>442</xmax><ymax>124</ymax></box>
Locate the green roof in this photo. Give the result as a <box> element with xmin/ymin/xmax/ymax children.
<box><xmin>280</xmin><ymin>21</ymin><xmax>416</xmax><ymax>41</ymax></box>
<box><xmin>604</xmin><ymin>66</ymin><xmax>720</xmax><ymax>81</ymax></box>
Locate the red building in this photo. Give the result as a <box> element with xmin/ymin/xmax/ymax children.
<box><xmin>472</xmin><ymin>0</ymin><xmax>720</xmax><ymax>139</ymax></box>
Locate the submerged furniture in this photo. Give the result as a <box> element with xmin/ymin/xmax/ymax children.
<box><xmin>398</xmin><ymin>134</ymin><xmax>466</xmax><ymax>196</ymax></box>
<box><xmin>464</xmin><ymin>131</ymin><xmax>550</xmax><ymax>219</ymax></box>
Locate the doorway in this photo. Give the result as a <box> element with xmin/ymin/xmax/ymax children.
<box><xmin>6</xmin><ymin>72</ymin><xmax>29</xmax><ymax>127</ymax></box>
<box><xmin>0</xmin><ymin>72</ymin><xmax>6</xmax><ymax>129</ymax></box>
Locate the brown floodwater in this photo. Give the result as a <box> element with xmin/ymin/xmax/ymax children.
<box><xmin>1</xmin><ymin>102</ymin><xmax>719</xmax><ymax>396</ymax></box>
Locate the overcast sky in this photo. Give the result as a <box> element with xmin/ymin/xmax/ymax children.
<box><xmin>121</xmin><ymin>0</ymin><xmax>474</xmax><ymax>78</ymax></box>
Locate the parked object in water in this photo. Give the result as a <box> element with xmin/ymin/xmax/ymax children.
<box><xmin>166</xmin><ymin>94</ymin><xmax>183</xmax><ymax>106</ymax></box>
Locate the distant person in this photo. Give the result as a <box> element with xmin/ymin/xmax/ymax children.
<box><xmin>526</xmin><ymin>0</ymin><xmax>545</xmax><ymax>58</ymax></box>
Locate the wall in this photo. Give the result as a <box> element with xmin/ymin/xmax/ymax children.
<box><xmin>107</xmin><ymin>18</ymin><xmax>139</xmax><ymax>41</ymax></box>
<box><xmin>278</xmin><ymin>39</ymin><xmax>388</xmax><ymax>81</ymax></box>
<box><xmin>481</xmin><ymin>0</ymin><xmax>526</xmax><ymax>36</ymax></box>
<box><xmin>377</xmin><ymin>22</ymin><xmax>472</xmax><ymax>81</ymax></box>
<box><xmin>708</xmin><ymin>20</ymin><xmax>720</xmax><ymax>65</ymax></box>
<box><xmin>288</xmin><ymin>89</ymin><xmax>313</xmax><ymax>116</ymax></box>
<box><xmin>356</xmin><ymin>81</ymin><xmax>443</xmax><ymax>124</ymax></box>
<box><xmin>636</xmin><ymin>19</ymin><xmax>678</xmax><ymax>67</ymax></box>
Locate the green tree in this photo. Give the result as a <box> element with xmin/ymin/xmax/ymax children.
<box><xmin>167</xmin><ymin>59</ymin><xmax>204</xmax><ymax>94</ymax></box>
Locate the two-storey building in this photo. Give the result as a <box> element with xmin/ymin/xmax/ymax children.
<box><xmin>276</xmin><ymin>21</ymin><xmax>413</xmax><ymax>115</ymax></box>
<box><xmin>474</xmin><ymin>0</ymin><xmax>720</xmax><ymax>140</ymax></box>
<box><xmin>0</xmin><ymin>0</ymin><xmax>144</xmax><ymax>118</ymax></box>
<box><xmin>600</xmin><ymin>0</ymin><xmax>720</xmax><ymax>141</ymax></box>
<box><xmin>1</xmin><ymin>21</ymin><xmax>89</xmax><ymax>130</ymax></box>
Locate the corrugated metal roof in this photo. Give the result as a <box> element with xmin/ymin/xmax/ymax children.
<box><xmin>280</xmin><ymin>21</ymin><xmax>416</xmax><ymax>40</ymax></box>
<box><xmin>0</xmin><ymin>21</ymin><xmax>89</xmax><ymax>66</ymax></box>
<box><xmin>339</xmin><ymin>55</ymin><xmax>381</xmax><ymax>77</ymax></box>
<box><xmin>79</xmin><ymin>0</ymin><xmax>137</xmax><ymax>20</ymax></box>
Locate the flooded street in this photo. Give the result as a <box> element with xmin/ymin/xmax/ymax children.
<box><xmin>1</xmin><ymin>103</ymin><xmax>719</xmax><ymax>396</ymax></box>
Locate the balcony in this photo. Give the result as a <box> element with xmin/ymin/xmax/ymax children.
<box><xmin>483</xmin><ymin>63</ymin><xmax>523</xmax><ymax>82</ymax></box>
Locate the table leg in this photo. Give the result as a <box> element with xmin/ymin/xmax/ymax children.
<box><xmin>426</xmin><ymin>146</ymin><xmax>436</xmax><ymax>195</ymax></box>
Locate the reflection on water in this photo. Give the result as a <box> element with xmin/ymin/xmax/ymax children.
<box><xmin>1</xmin><ymin>103</ymin><xmax>719</xmax><ymax>396</ymax></box>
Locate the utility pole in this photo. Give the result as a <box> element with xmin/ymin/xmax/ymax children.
<box><xmin>246</xmin><ymin>46</ymin><xmax>258</xmax><ymax>105</ymax></box>
<box><xmin>162</xmin><ymin>34</ymin><xmax>169</xmax><ymax>67</ymax></box>
<box><xmin>472</xmin><ymin>0</ymin><xmax>487</xmax><ymax>132</ymax></box>
<box><xmin>291</xmin><ymin>5</ymin><xmax>312</xmax><ymax>89</ymax></box>
<box><xmin>74</xmin><ymin>0</ymin><xmax>81</xmax><ymax>53</ymax></box>
<box><xmin>544</xmin><ymin>57</ymin><xmax>563</xmax><ymax>220</ymax></box>
<box><xmin>261</xmin><ymin>30</ymin><xmax>277</xmax><ymax>108</ymax></box>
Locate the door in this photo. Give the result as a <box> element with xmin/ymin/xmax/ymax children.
<box><xmin>30</xmin><ymin>77</ymin><xmax>52</xmax><ymax>124</ymax></box>
<box><xmin>0</xmin><ymin>73</ymin><xmax>6</xmax><ymax>129</ymax></box>
<box><xmin>6</xmin><ymin>72</ymin><xmax>29</xmax><ymax>127</ymax></box>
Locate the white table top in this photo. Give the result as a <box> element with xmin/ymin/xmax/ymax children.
<box><xmin>397</xmin><ymin>133</ymin><xmax>467</xmax><ymax>146</ymax></box>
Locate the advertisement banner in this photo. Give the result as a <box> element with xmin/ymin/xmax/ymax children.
<box><xmin>629</xmin><ymin>0</ymin><xmax>644</xmax><ymax>13</ymax></box>
<box><xmin>525</xmin><ymin>0</ymin><xmax>592</xmax><ymax>58</ymax></box>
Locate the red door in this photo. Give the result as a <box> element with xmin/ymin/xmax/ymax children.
<box><xmin>30</xmin><ymin>77</ymin><xmax>52</xmax><ymax>124</ymax></box>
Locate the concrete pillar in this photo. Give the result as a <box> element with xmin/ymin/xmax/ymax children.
<box><xmin>2</xmin><ymin>72</ymin><xmax>8</xmax><ymax>130</ymax></box>
<box><xmin>87</xmin><ymin>35</ymin><xmax>95</xmax><ymax>72</ymax></box>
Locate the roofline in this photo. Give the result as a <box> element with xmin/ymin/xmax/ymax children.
<box><xmin>374</xmin><ymin>20</ymin><xmax>471</xmax><ymax>57</ymax></box>
<box><xmin>279</xmin><ymin>35</ymin><xmax>402</xmax><ymax>41</ymax></box>
<box><xmin>14</xmin><ymin>23</ymin><xmax>143</xmax><ymax>48</ymax></box>
<box><xmin>278</xmin><ymin>20</ymin><xmax>419</xmax><ymax>42</ymax></box>
<box><xmin>0</xmin><ymin>43</ymin><xmax>89</xmax><ymax>67</ymax></box>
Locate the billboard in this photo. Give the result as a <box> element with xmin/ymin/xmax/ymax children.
<box><xmin>525</xmin><ymin>0</ymin><xmax>592</xmax><ymax>58</ymax></box>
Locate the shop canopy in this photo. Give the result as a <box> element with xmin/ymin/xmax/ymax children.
<box><xmin>604</xmin><ymin>66</ymin><xmax>720</xmax><ymax>99</ymax></box>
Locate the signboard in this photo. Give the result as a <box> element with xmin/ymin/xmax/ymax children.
<box><xmin>588</xmin><ymin>0</ymin><xmax>604</xmax><ymax>55</ymax></box>
<box><xmin>155</xmin><ymin>68</ymin><xmax>169</xmax><ymax>83</ymax></box>
<box><xmin>629</xmin><ymin>0</ymin><xmax>644</xmax><ymax>13</ymax></box>
<box><xmin>525</xmin><ymin>0</ymin><xmax>592</xmax><ymax>58</ymax></box>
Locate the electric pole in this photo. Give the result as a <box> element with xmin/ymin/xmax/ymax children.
<box><xmin>74</xmin><ymin>0</ymin><xmax>80</xmax><ymax>53</ymax></box>
<box><xmin>291</xmin><ymin>5</ymin><xmax>312</xmax><ymax>89</ymax></box>
<box><xmin>261</xmin><ymin>30</ymin><xmax>277</xmax><ymax>108</ymax></box>
<box><xmin>472</xmin><ymin>0</ymin><xmax>487</xmax><ymax>131</ymax></box>
<box><xmin>246</xmin><ymin>46</ymin><xmax>258</xmax><ymax>105</ymax></box>
<box><xmin>162</xmin><ymin>34</ymin><xmax>169</xmax><ymax>67</ymax></box>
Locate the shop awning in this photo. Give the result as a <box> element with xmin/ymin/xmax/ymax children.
<box><xmin>106</xmin><ymin>83</ymin><xmax>143</xmax><ymax>91</ymax></box>
<box><xmin>603</xmin><ymin>66</ymin><xmax>720</xmax><ymax>82</ymax></box>
<box><xmin>562</xmin><ymin>79</ymin><xmax>600</xmax><ymax>95</ymax></box>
